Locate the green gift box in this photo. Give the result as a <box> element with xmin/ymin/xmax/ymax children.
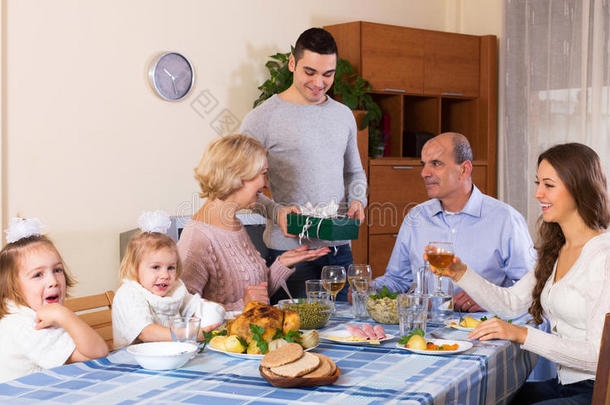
<box><xmin>287</xmin><ymin>213</ymin><xmax>360</xmax><ymax>241</ymax></box>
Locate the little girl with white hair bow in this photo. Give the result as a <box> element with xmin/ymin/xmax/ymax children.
<box><xmin>0</xmin><ymin>218</ymin><xmax>108</xmax><ymax>383</ymax></box>
<box><xmin>112</xmin><ymin>211</ymin><xmax>226</xmax><ymax>349</ymax></box>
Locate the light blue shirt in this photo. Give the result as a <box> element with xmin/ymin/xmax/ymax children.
<box><xmin>373</xmin><ymin>186</ymin><xmax>536</xmax><ymax>293</ymax></box>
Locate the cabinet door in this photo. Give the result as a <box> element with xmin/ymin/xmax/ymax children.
<box><xmin>369</xmin><ymin>234</ymin><xmax>397</xmax><ymax>279</ymax></box>
<box><xmin>361</xmin><ymin>23</ymin><xmax>424</xmax><ymax>93</ymax></box>
<box><xmin>424</xmin><ymin>31</ymin><xmax>480</xmax><ymax>97</ymax></box>
<box><xmin>369</xmin><ymin>164</ymin><xmax>428</xmax><ymax>234</ymax></box>
<box><xmin>472</xmin><ymin>165</ymin><xmax>487</xmax><ymax>194</ymax></box>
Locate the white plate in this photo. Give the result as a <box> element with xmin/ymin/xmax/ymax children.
<box><xmin>396</xmin><ymin>338</ymin><xmax>472</xmax><ymax>355</ymax></box>
<box><xmin>224</xmin><ymin>311</ymin><xmax>242</xmax><ymax>320</ymax></box>
<box><xmin>319</xmin><ymin>328</ymin><xmax>395</xmax><ymax>345</ymax></box>
<box><xmin>445</xmin><ymin>319</ymin><xmax>476</xmax><ymax>331</ymax></box>
<box><xmin>206</xmin><ymin>343</ymin><xmax>318</xmax><ymax>360</ymax></box>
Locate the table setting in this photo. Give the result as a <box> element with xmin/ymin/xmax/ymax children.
<box><xmin>0</xmin><ymin>267</ymin><xmax>538</xmax><ymax>405</ymax></box>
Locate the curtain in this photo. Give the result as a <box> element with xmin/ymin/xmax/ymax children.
<box><xmin>501</xmin><ymin>0</ymin><xmax>610</xmax><ymax>230</ymax></box>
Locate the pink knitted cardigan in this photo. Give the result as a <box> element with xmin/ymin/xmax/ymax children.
<box><xmin>178</xmin><ymin>220</ymin><xmax>294</xmax><ymax>311</ymax></box>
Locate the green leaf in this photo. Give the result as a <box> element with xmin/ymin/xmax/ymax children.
<box><xmin>272</xmin><ymin>328</ymin><xmax>284</xmax><ymax>340</ymax></box>
<box><xmin>257</xmin><ymin>339</ymin><xmax>269</xmax><ymax>354</ymax></box>
<box><xmin>283</xmin><ymin>330</ymin><xmax>302</xmax><ymax>343</ymax></box>
<box><xmin>397</xmin><ymin>335</ymin><xmax>409</xmax><ymax>344</ymax></box>
<box><xmin>250</xmin><ymin>323</ymin><xmax>265</xmax><ymax>336</ymax></box>
<box><xmin>237</xmin><ymin>336</ymin><xmax>247</xmax><ymax>348</ymax></box>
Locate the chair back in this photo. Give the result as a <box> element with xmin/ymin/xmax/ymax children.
<box><xmin>593</xmin><ymin>313</ymin><xmax>610</xmax><ymax>405</ymax></box>
<box><xmin>65</xmin><ymin>291</ymin><xmax>115</xmax><ymax>350</ymax></box>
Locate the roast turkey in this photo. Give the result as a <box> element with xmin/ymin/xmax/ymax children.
<box><xmin>227</xmin><ymin>301</ymin><xmax>300</xmax><ymax>343</ymax></box>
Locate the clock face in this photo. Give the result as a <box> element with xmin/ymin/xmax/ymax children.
<box><xmin>150</xmin><ymin>52</ymin><xmax>194</xmax><ymax>101</ymax></box>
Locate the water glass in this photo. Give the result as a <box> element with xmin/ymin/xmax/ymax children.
<box><xmin>414</xmin><ymin>264</ymin><xmax>429</xmax><ymax>295</ymax></box>
<box><xmin>351</xmin><ymin>290</ymin><xmax>370</xmax><ymax>319</ymax></box>
<box><xmin>305</xmin><ymin>279</ymin><xmax>324</xmax><ymax>300</ymax></box>
<box><xmin>170</xmin><ymin>316</ymin><xmax>201</xmax><ymax>343</ymax></box>
<box><xmin>428</xmin><ymin>274</ymin><xmax>454</xmax><ymax>322</ymax></box>
<box><xmin>398</xmin><ymin>294</ymin><xmax>429</xmax><ymax>336</ymax></box>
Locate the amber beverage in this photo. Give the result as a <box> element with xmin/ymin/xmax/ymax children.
<box><xmin>428</xmin><ymin>252</ymin><xmax>454</xmax><ymax>269</ymax></box>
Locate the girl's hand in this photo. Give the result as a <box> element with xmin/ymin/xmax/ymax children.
<box><xmin>423</xmin><ymin>247</ymin><xmax>467</xmax><ymax>281</ymax></box>
<box><xmin>197</xmin><ymin>322</ymin><xmax>222</xmax><ymax>341</ymax></box>
<box><xmin>467</xmin><ymin>318</ymin><xmax>528</xmax><ymax>344</ymax></box>
<box><xmin>35</xmin><ymin>303</ymin><xmax>71</xmax><ymax>329</ymax></box>
<box><xmin>279</xmin><ymin>245</ymin><xmax>330</xmax><ymax>268</ymax></box>
<box><xmin>243</xmin><ymin>282</ymin><xmax>269</xmax><ymax>305</ymax></box>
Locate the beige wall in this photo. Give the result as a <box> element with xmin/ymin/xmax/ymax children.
<box><xmin>0</xmin><ymin>0</ymin><xmax>502</xmax><ymax>296</ymax></box>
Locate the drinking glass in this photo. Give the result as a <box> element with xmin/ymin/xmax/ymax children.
<box><xmin>397</xmin><ymin>293</ymin><xmax>429</xmax><ymax>336</ymax></box>
<box><xmin>427</xmin><ymin>241</ymin><xmax>454</xmax><ymax>295</ymax></box>
<box><xmin>170</xmin><ymin>316</ymin><xmax>201</xmax><ymax>343</ymax></box>
<box><xmin>428</xmin><ymin>274</ymin><xmax>454</xmax><ymax>322</ymax></box>
<box><xmin>321</xmin><ymin>265</ymin><xmax>346</xmax><ymax>314</ymax></box>
<box><xmin>305</xmin><ymin>279</ymin><xmax>324</xmax><ymax>300</ymax></box>
<box><xmin>348</xmin><ymin>264</ymin><xmax>372</xmax><ymax>319</ymax></box>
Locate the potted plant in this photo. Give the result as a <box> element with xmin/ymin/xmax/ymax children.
<box><xmin>253</xmin><ymin>49</ymin><xmax>383</xmax><ymax>157</ymax></box>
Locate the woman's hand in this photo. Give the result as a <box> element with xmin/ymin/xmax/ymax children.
<box><xmin>243</xmin><ymin>282</ymin><xmax>269</xmax><ymax>305</ymax></box>
<box><xmin>423</xmin><ymin>247</ymin><xmax>467</xmax><ymax>281</ymax></box>
<box><xmin>278</xmin><ymin>245</ymin><xmax>330</xmax><ymax>268</ymax></box>
<box><xmin>277</xmin><ymin>205</ymin><xmax>301</xmax><ymax>238</ymax></box>
<box><xmin>467</xmin><ymin>318</ymin><xmax>528</xmax><ymax>344</ymax></box>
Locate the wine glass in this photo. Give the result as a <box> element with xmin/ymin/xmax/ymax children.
<box><xmin>321</xmin><ymin>265</ymin><xmax>347</xmax><ymax>314</ymax></box>
<box><xmin>427</xmin><ymin>241</ymin><xmax>454</xmax><ymax>295</ymax></box>
<box><xmin>348</xmin><ymin>264</ymin><xmax>372</xmax><ymax>318</ymax></box>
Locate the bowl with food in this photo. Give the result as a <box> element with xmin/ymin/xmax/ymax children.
<box><xmin>365</xmin><ymin>286</ymin><xmax>398</xmax><ymax>324</ymax></box>
<box><xmin>278</xmin><ymin>299</ymin><xmax>332</xmax><ymax>329</ymax></box>
<box><xmin>127</xmin><ymin>341</ymin><xmax>197</xmax><ymax>370</ymax></box>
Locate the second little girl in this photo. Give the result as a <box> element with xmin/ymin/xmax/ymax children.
<box><xmin>112</xmin><ymin>211</ymin><xmax>225</xmax><ymax>348</ymax></box>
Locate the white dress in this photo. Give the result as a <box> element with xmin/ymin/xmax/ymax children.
<box><xmin>0</xmin><ymin>301</ymin><xmax>76</xmax><ymax>383</ymax></box>
<box><xmin>112</xmin><ymin>279</ymin><xmax>225</xmax><ymax>348</ymax></box>
<box><xmin>457</xmin><ymin>232</ymin><xmax>610</xmax><ymax>384</ymax></box>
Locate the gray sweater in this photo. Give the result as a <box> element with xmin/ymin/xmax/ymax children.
<box><xmin>240</xmin><ymin>94</ymin><xmax>367</xmax><ymax>250</ymax></box>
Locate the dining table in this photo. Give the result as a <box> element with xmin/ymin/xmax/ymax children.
<box><xmin>0</xmin><ymin>303</ymin><xmax>537</xmax><ymax>404</ymax></box>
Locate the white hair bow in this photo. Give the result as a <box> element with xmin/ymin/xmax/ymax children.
<box><xmin>5</xmin><ymin>217</ymin><xmax>43</xmax><ymax>243</ymax></box>
<box><xmin>138</xmin><ymin>210</ymin><xmax>171</xmax><ymax>234</ymax></box>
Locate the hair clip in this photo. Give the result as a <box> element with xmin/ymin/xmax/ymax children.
<box><xmin>138</xmin><ymin>210</ymin><xmax>171</xmax><ymax>234</ymax></box>
<box><xmin>5</xmin><ymin>217</ymin><xmax>43</xmax><ymax>243</ymax></box>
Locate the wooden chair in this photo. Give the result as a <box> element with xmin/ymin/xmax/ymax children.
<box><xmin>65</xmin><ymin>291</ymin><xmax>115</xmax><ymax>350</ymax></box>
<box><xmin>593</xmin><ymin>313</ymin><xmax>610</xmax><ymax>405</ymax></box>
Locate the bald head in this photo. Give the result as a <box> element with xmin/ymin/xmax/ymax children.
<box><xmin>429</xmin><ymin>132</ymin><xmax>473</xmax><ymax>165</ymax></box>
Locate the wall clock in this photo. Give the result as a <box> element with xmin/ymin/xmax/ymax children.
<box><xmin>148</xmin><ymin>52</ymin><xmax>195</xmax><ymax>101</ymax></box>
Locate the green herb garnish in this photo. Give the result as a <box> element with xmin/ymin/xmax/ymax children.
<box><xmin>250</xmin><ymin>323</ymin><xmax>268</xmax><ymax>354</ymax></box>
<box><xmin>397</xmin><ymin>328</ymin><xmax>424</xmax><ymax>344</ymax></box>
<box><xmin>369</xmin><ymin>285</ymin><xmax>397</xmax><ymax>300</ymax></box>
<box><xmin>480</xmin><ymin>315</ymin><xmax>513</xmax><ymax>323</ymax></box>
<box><xmin>272</xmin><ymin>327</ymin><xmax>302</xmax><ymax>343</ymax></box>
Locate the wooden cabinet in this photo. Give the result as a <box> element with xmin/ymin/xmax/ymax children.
<box><xmin>325</xmin><ymin>21</ymin><xmax>497</xmax><ymax>277</ymax></box>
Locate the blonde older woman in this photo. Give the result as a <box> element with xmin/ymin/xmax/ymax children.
<box><xmin>178</xmin><ymin>134</ymin><xmax>329</xmax><ymax>311</ymax></box>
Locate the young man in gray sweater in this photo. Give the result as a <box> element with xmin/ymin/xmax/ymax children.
<box><xmin>240</xmin><ymin>28</ymin><xmax>367</xmax><ymax>302</ymax></box>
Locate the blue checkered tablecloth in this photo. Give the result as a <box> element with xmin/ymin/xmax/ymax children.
<box><xmin>0</xmin><ymin>305</ymin><xmax>537</xmax><ymax>404</ymax></box>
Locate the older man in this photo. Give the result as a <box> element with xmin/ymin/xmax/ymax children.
<box><xmin>372</xmin><ymin>132</ymin><xmax>536</xmax><ymax>312</ymax></box>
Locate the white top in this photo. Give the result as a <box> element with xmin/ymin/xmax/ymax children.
<box><xmin>0</xmin><ymin>301</ymin><xmax>75</xmax><ymax>383</ymax></box>
<box><xmin>112</xmin><ymin>279</ymin><xmax>225</xmax><ymax>349</ymax></box>
<box><xmin>458</xmin><ymin>232</ymin><xmax>610</xmax><ymax>384</ymax></box>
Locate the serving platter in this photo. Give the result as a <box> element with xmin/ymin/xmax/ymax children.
<box><xmin>319</xmin><ymin>328</ymin><xmax>395</xmax><ymax>345</ymax></box>
<box><xmin>396</xmin><ymin>338</ymin><xmax>472</xmax><ymax>355</ymax></box>
<box><xmin>206</xmin><ymin>343</ymin><xmax>319</xmax><ymax>360</ymax></box>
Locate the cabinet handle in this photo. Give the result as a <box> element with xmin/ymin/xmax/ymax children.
<box><xmin>383</xmin><ymin>88</ymin><xmax>406</xmax><ymax>93</ymax></box>
<box><xmin>442</xmin><ymin>92</ymin><xmax>464</xmax><ymax>96</ymax></box>
<box><xmin>392</xmin><ymin>165</ymin><xmax>415</xmax><ymax>170</ymax></box>
<box><xmin>392</xmin><ymin>234</ymin><xmax>398</xmax><ymax>238</ymax></box>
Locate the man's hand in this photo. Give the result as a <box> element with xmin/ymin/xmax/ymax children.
<box><xmin>243</xmin><ymin>282</ymin><xmax>269</xmax><ymax>305</ymax></box>
<box><xmin>453</xmin><ymin>290</ymin><xmax>484</xmax><ymax>312</ymax></box>
<box><xmin>347</xmin><ymin>200</ymin><xmax>365</xmax><ymax>222</ymax></box>
<box><xmin>277</xmin><ymin>205</ymin><xmax>300</xmax><ymax>238</ymax></box>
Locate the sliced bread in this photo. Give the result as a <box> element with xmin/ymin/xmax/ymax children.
<box><xmin>302</xmin><ymin>353</ymin><xmax>333</xmax><ymax>378</ymax></box>
<box><xmin>270</xmin><ymin>352</ymin><xmax>320</xmax><ymax>378</ymax></box>
<box><xmin>260</xmin><ymin>343</ymin><xmax>304</xmax><ymax>368</ymax></box>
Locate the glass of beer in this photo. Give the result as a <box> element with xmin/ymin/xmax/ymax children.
<box><xmin>427</xmin><ymin>241</ymin><xmax>454</xmax><ymax>295</ymax></box>
<box><xmin>321</xmin><ymin>265</ymin><xmax>346</xmax><ymax>315</ymax></box>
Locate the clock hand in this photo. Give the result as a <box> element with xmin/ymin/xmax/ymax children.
<box><xmin>171</xmin><ymin>80</ymin><xmax>178</xmax><ymax>96</ymax></box>
<box><xmin>163</xmin><ymin>68</ymin><xmax>176</xmax><ymax>80</ymax></box>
